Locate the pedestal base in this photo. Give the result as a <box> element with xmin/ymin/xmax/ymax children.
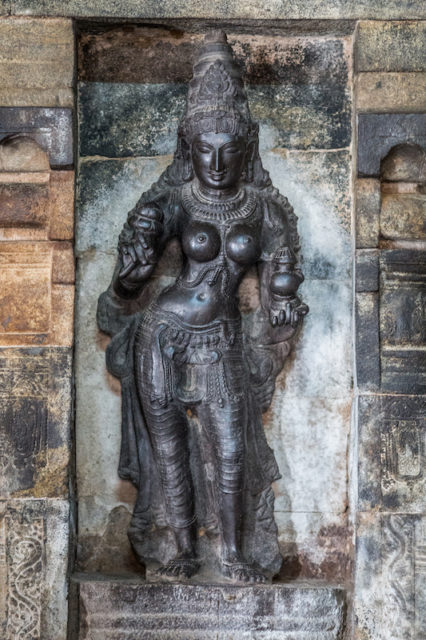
<box><xmin>75</xmin><ymin>574</ymin><xmax>346</xmax><ymax>639</ymax></box>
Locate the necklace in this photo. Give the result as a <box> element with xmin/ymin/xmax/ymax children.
<box><xmin>182</xmin><ymin>181</ymin><xmax>257</xmax><ymax>222</ymax></box>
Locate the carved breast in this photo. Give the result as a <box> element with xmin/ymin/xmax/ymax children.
<box><xmin>225</xmin><ymin>224</ymin><xmax>261</xmax><ymax>265</ymax></box>
<box><xmin>182</xmin><ymin>220</ymin><xmax>261</xmax><ymax>267</ymax></box>
<box><xmin>182</xmin><ymin>221</ymin><xmax>221</xmax><ymax>262</ymax></box>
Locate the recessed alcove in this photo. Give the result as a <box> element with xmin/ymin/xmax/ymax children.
<box><xmin>74</xmin><ymin>20</ymin><xmax>353</xmax><ymax>594</ymax></box>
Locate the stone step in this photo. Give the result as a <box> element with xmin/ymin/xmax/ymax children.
<box><xmin>75</xmin><ymin>574</ymin><xmax>346</xmax><ymax>640</ymax></box>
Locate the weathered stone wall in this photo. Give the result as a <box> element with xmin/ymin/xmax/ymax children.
<box><xmin>0</xmin><ymin>8</ymin><xmax>425</xmax><ymax>640</ymax></box>
<box><xmin>353</xmin><ymin>20</ymin><xmax>426</xmax><ymax>640</ymax></box>
<box><xmin>0</xmin><ymin>17</ymin><xmax>75</xmax><ymax>640</ymax></box>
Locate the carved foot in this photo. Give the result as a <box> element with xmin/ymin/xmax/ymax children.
<box><xmin>157</xmin><ymin>555</ymin><xmax>200</xmax><ymax>579</ymax></box>
<box><xmin>221</xmin><ymin>560</ymin><xmax>266</xmax><ymax>583</ymax></box>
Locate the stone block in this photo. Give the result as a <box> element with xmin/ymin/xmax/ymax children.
<box><xmin>0</xmin><ymin>17</ymin><xmax>74</xmax><ymax>107</ymax></box>
<box><xmin>358</xmin><ymin>394</ymin><xmax>425</xmax><ymax>512</ymax></box>
<box><xmin>0</xmin><ymin>499</ymin><xmax>69</xmax><ymax>640</ymax></box>
<box><xmin>0</xmin><ymin>170</ymin><xmax>74</xmax><ymax>241</ymax></box>
<box><xmin>357</xmin><ymin>113</ymin><xmax>426</xmax><ymax>177</ymax></box>
<box><xmin>355</xmin><ymin>292</ymin><xmax>380</xmax><ymax>390</ymax></box>
<box><xmin>0</xmin><ymin>108</ymin><xmax>73</xmax><ymax>166</ymax></box>
<box><xmin>356</xmin><ymin>21</ymin><xmax>426</xmax><ymax>72</ymax></box>
<box><xmin>356</xmin><ymin>72</ymin><xmax>426</xmax><ymax>113</ymax></box>
<box><xmin>0</xmin><ymin>242</ymin><xmax>74</xmax><ymax>346</ymax></box>
<box><xmin>355</xmin><ymin>178</ymin><xmax>380</xmax><ymax>248</ymax></box>
<box><xmin>355</xmin><ymin>512</ymin><xmax>426</xmax><ymax>640</ymax></box>
<box><xmin>8</xmin><ymin>0</ymin><xmax>426</xmax><ymax>19</ymax></box>
<box><xmin>380</xmin><ymin>191</ymin><xmax>426</xmax><ymax>241</ymax></box>
<box><xmin>380</xmin><ymin>249</ymin><xmax>426</xmax><ymax>394</ymax></box>
<box><xmin>78</xmin><ymin>29</ymin><xmax>351</xmax><ymax>86</ymax></box>
<box><xmin>0</xmin><ymin>348</ymin><xmax>72</xmax><ymax>498</ymax></box>
<box><xmin>77</xmin><ymin>578</ymin><xmax>346</xmax><ymax>639</ymax></box>
<box><xmin>355</xmin><ymin>249</ymin><xmax>379</xmax><ymax>292</ymax></box>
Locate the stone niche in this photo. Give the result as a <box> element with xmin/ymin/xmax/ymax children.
<box><xmin>75</xmin><ymin>24</ymin><xmax>353</xmax><ymax>587</ymax></box>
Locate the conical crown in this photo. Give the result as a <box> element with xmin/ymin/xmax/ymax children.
<box><xmin>182</xmin><ymin>31</ymin><xmax>252</xmax><ymax>138</ymax></box>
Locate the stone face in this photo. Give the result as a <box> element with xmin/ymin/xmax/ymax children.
<box><xmin>0</xmin><ymin>348</ymin><xmax>72</xmax><ymax>498</ymax></box>
<box><xmin>0</xmin><ymin>242</ymin><xmax>74</xmax><ymax>346</ymax></box>
<box><xmin>380</xmin><ymin>249</ymin><xmax>426</xmax><ymax>394</ymax></box>
<box><xmin>78</xmin><ymin>578</ymin><xmax>346</xmax><ymax>639</ymax></box>
<box><xmin>0</xmin><ymin>17</ymin><xmax>74</xmax><ymax>107</ymax></box>
<box><xmin>0</xmin><ymin>499</ymin><xmax>70</xmax><ymax>640</ymax></box>
<box><xmin>355</xmin><ymin>512</ymin><xmax>426</xmax><ymax>640</ymax></box>
<box><xmin>356</xmin><ymin>72</ymin><xmax>426</xmax><ymax>112</ymax></box>
<box><xmin>380</xmin><ymin>192</ymin><xmax>426</xmax><ymax>241</ymax></box>
<box><xmin>358</xmin><ymin>394</ymin><xmax>425</xmax><ymax>512</ymax></box>
<box><xmin>0</xmin><ymin>108</ymin><xmax>73</xmax><ymax>166</ymax></box>
<box><xmin>355</xmin><ymin>178</ymin><xmax>380</xmax><ymax>248</ymax></box>
<box><xmin>356</xmin><ymin>21</ymin><xmax>426</xmax><ymax>72</ymax></box>
<box><xmin>8</xmin><ymin>0</ymin><xmax>426</xmax><ymax>19</ymax></box>
<box><xmin>357</xmin><ymin>113</ymin><xmax>426</xmax><ymax>177</ymax></box>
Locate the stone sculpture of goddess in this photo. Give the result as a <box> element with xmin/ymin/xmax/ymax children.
<box><xmin>98</xmin><ymin>30</ymin><xmax>308</xmax><ymax>583</ymax></box>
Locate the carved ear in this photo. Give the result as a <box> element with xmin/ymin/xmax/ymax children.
<box><xmin>178</xmin><ymin>135</ymin><xmax>193</xmax><ymax>181</ymax></box>
<box><xmin>243</xmin><ymin>140</ymin><xmax>256</xmax><ymax>183</ymax></box>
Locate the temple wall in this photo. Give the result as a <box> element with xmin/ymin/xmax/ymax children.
<box><xmin>0</xmin><ymin>7</ymin><xmax>424</xmax><ymax>639</ymax></box>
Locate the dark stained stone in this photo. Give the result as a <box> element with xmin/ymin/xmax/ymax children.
<box><xmin>78</xmin><ymin>83</ymin><xmax>186</xmax><ymax>158</ymax></box>
<box><xmin>356</xmin><ymin>250</ymin><xmax>379</xmax><ymax>292</ymax></box>
<box><xmin>78</xmin><ymin>28</ymin><xmax>350</xmax><ymax>86</ymax></box>
<box><xmin>77</xmin><ymin>578</ymin><xmax>346</xmax><ymax>639</ymax></box>
<box><xmin>355</xmin><ymin>292</ymin><xmax>380</xmax><ymax>391</ymax></box>
<box><xmin>357</xmin><ymin>113</ymin><xmax>426</xmax><ymax>177</ymax></box>
<box><xmin>0</xmin><ymin>348</ymin><xmax>72</xmax><ymax>498</ymax></box>
<box><xmin>358</xmin><ymin>394</ymin><xmax>425</xmax><ymax>511</ymax></box>
<box><xmin>0</xmin><ymin>107</ymin><xmax>73</xmax><ymax>166</ymax></box>
<box><xmin>248</xmin><ymin>82</ymin><xmax>351</xmax><ymax>149</ymax></box>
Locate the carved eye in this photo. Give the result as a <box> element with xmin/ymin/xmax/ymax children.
<box><xmin>225</xmin><ymin>145</ymin><xmax>240</xmax><ymax>154</ymax></box>
<box><xmin>197</xmin><ymin>234</ymin><xmax>207</xmax><ymax>243</ymax></box>
<box><xmin>196</xmin><ymin>144</ymin><xmax>212</xmax><ymax>153</ymax></box>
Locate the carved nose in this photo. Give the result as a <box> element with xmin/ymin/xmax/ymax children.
<box><xmin>211</xmin><ymin>150</ymin><xmax>222</xmax><ymax>172</ymax></box>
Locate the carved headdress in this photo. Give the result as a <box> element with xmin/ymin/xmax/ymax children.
<box><xmin>181</xmin><ymin>31</ymin><xmax>255</xmax><ymax>140</ymax></box>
